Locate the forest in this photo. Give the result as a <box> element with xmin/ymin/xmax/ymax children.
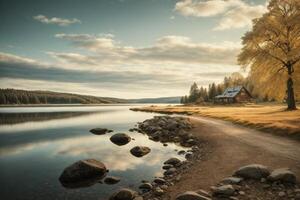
<box><xmin>0</xmin><ymin>89</ymin><xmax>126</xmax><ymax>104</ymax></box>
<box><xmin>181</xmin><ymin>71</ymin><xmax>300</xmax><ymax>104</ymax></box>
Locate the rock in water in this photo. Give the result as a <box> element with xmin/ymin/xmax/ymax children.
<box><xmin>164</xmin><ymin>157</ymin><xmax>181</xmax><ymax>166</ymax></box>
<box><xmin>104</xmin><ymin>176</ymin><xmax>121</xmax><ymax>184</ymax></box>
<box><xmin>234</xmin><ymin>164</ymin><xmax>270</xmax><ymax>179</ymax></box>
<box><xmin>109</xmin><ymin>188</ymin><xmax>137</xmax><ymax>200</ymax></box>
<box><xmin>139</xmin><ymin>182</ymin><xmax>153</xmax><ymax>190</ymax></box>
<box><xmin>59</xmin><ymin>159</ymin><xmax>107</xmax><ymax>185</ymax></box>
<box><xmin>130</xmin><ymin>146</ymin><xmax>151</xmax><ymax>157</ymax></box>
<box><xmin>153</xmin><ymin>178</ymin><xmax>166</xmax><ymax>184</ymax></box>
<box><xmin>176</xmin><ymin>191</ymin><xmax>212</xmax><ymax>200</ymax></box>
<box><xmin>90</xmin><ymin>128</ymin><xmax>112</xmax><ymax>135</ymax></box>
<box><xmin>110</xmin><ymin>133</ymin><xmax>131</xmax><ymax>146</ymax></box>
<box><xmin>267</xmin><ymin>168</ymin><xmax>296</xmax><ymax>184</ymax></box>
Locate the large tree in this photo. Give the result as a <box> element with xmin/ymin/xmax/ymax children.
<box><xmin>238</xmin><ymin>0</ymin><xmax>300</xmax><ymax>110</ymax></box>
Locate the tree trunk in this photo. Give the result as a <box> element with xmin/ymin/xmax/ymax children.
<box><xmin>286</xmin><ymin>64</ymin><xmax>296</xmax><ymax>110</ymax></box>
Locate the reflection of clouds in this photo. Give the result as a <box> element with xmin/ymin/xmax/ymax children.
<box><xmin>0</xmin><ymin>142</ymin><xmax>38</xmax><ymax>156</ymax></box>
<box><xmin>53</xmin><ymin>133</ymin><xmax>187</xmax><ymax>172</ymax></box>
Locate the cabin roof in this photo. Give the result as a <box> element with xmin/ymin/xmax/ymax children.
<box><xmin>215</xmin><ymin>86</ymin><xmax>244</xmax><ymax>99</ymax></box>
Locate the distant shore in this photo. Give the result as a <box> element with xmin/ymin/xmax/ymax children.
<box><xmin>0</xmin><ymin>103</ymin><xmax>175</xmax><ymax>108</ymax></box>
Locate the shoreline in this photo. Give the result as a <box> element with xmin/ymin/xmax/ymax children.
<box><xmin>135</xmin><ymin>112</ymin><xmax>300</xmax><ymax>199</ymax></box>
<box><xmin>130</xmin><ymin>104</ymin><xmax>300</xmax><ymax>141</ymax></box>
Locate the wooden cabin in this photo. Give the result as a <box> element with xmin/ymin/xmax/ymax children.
<box><xmin>214</xmin><ymin>86</ymin><xmax>252</xmax><ymax>103</ymax></box>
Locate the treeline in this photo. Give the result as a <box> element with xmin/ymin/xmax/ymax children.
<box><xmin>0</xmin><ymin>89</ymin><xmax>127</xmax><ymax>104</ymax></box>
<box><xmin>180</xmin><ymin>72</ymin><xmax>251</xmax><ymax>104</ymax></box>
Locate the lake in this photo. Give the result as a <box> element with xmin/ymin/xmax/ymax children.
<box><xmin>0</xmin><ymin>105</ymin><xmax>188</xmax><ymax>200</ymax></box>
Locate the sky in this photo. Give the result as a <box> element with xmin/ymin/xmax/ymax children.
<box><xmin>0</xmin><ymin>0</ymin><xmax>268</xmax><ymax>98</ymax></box>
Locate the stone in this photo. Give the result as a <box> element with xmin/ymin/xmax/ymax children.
<box><xmin>185</xmin><ymin>153</ymin><xmax>193</xmax><ymax>160</ymax></box>
<box><xmin>278</xmin><ymin>191</ymin><xmax>285</xmax><ymax>197</ymax></box>
<box><xmin>178</xmin><ymin>150</ymin><xmax>186</xmax><ymax>155</ymax></box>
<box><xmin>196</xmin><ymin>189</ymin><xmax>211</xmax><ymax>198</ymax></box>
<box><xmin>109</xmin><ymin>188</ymin><xmax>137</xmax><ymax>200</ymax></box>
<box><xmin>104</xmin><ymin>176</ymin><xmax>121</xmax><ymax>184</ymax></box>
<box><xmin>212</xmin><ymin>185</ymin><xmax>235</xmax><ymax>197</ymax></box>
<box><xmin>234</xmin><ymin>164</ymin><xmax>270</xmax><ymax>179</ymax></box>
<box><xmin>160</xmin><ymin>185</ymin><xmax>168</xmax><ymax>190</ymax></box>
<box><xmin>162</xmin><ymin>164</ymin><xmax>173</xmax><ymax>170</ymax></box>
<box><xmin>176</xmin><ymin>191</ymin><xmax>212</xmax><ymax>200</ymax></box>
<box><xmin>153</xmin><ymin>178</ymin><xmax>166</xmax><ymax>185</ymax></box>
<box><xmin>59</xmin><ymin>159</ymin><xmax>107</xmax><ymax>184</ymax></box>
<box><xmin>154</xmin><ymin>187</ymin><xmax>164</xmax><ymax>196</ymax></box>
<box><xmin>110</xmin><ymin>133</ymin><xmax>131</xmax><ymax>146</ymax></box>
<box><xmin>139</xmin><ymin>182</ymin><xmax>153</xmax><ymax>190</ymax></box>
<box><xmin>221</xmin><ymin>177</ymin><xmax>243</xmax><ymax>185</ymax></box>
<box><xmin>130</xmin><ymin>146</ymin><xmax>151</xmax><ymax>157</ymax></box>
<box><xmin>164</xmin><ymin>168</ymin><xmax>176</xmax><ymax>176</ymax></box>
<box><xmin>90</xmin><ymin>128</ymin><xmax>112</xmax><ymax>135</ymax></box>
<box><xmin>164</xmin><ymin>158</ymin><xmax>181</xmax><ymax>166</ymax></box>
<box><xmin>267</xmin><ymin>168</ymin><xmax>297</xmax><ymax>184</ymax></box>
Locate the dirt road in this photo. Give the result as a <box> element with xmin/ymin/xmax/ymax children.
<box><xmin>166</xmin><ymin>115</ymin><xmax>300</xmax><ymax>199</ymax></box>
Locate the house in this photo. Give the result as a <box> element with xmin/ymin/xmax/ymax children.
<box><xmin>214</xmin><ymin>86</ymin><xmax>252</xmax><ymax>103</ymax></box>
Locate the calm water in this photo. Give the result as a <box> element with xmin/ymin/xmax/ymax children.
<box><xmin>0</xmin><ymin>105</ymin><xmax>188</xmax><ymax>200</ymax></box>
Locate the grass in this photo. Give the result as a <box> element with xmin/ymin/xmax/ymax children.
<box><xmin>131</xmin><ymin>103</ymin><xmax>300</xmax><ymax>139</ymax></box>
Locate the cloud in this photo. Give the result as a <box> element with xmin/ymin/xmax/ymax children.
<box><xmin>54</xmin><ymin>34</ymin><xmax>241</xmax><ymax>65</ymax></box>
<box><xmin>33</xmin><ymin>15</ymin><xmax>81</xmax><ymax>26</ymax></box>
<box><xmin>0</xmin><ymin>51</ymin><xmax>240</xmax><ymax>98</ymax></box>
<box><xmin>175</xmin><ymin>0</ymin><xmax>267</xmax><ymax>30</ymax></box>
<box><xmin>213</xmin><ymin>3</ymin><xmax>266</xmax><ymax>30</ymax></box>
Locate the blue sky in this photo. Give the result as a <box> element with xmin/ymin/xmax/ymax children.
<box><xmin>0</xmin><ymin>0</ymin><xmax>268</xmax><ymax>98</ymax></box>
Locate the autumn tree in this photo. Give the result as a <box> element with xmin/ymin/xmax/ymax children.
<box><xmin>238</xmin><ymin>0</ymin><xmax>300</xmax><ymax>110</ymax></box>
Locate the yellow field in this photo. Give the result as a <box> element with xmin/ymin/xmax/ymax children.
<box><xmin>132</xmin><ymin>103</ymin><xmax>300</xmax><ymax>138</ymax></box>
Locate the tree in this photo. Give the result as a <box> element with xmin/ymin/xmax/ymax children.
<box><xmin>188</xmin><ymin>82</ymin><xmax>200</xmax><ymax>103</ymax></box>
<box><xmin>238</xmin><ymin>0</ymin><xmax>300</xmax><ymax>110</ymax></box>
<box><xmin>208</xmin><ymin>83</ymin><xmax>217</xmax><ymax>101</ymax></box>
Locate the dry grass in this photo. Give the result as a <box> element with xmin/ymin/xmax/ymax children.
<box><xmin>132</xmin><ymin>103</ymin><xmax>300</xmax><ymax>139</ymax></box>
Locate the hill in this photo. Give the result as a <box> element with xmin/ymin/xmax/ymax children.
<box><xmin>0</xmin><ymin>89</ymin><xmax>127</xmax><ymax>104</ymax></box>
<box><xmin>0</xmin><ymin>88</ymin><xmax>180</xmax><ymax>105</ymax></box>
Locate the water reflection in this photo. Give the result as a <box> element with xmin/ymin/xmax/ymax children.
<box><xmin>0</xmin><ymin>105</ymin><xmax>186</xmax><ymax>200</ymax></box>
<box><xmin>0</xmin><ymin>112</ymin><xmax>97</xmax><ymax>125</ymax></box>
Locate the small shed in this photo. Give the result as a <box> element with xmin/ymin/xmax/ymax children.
<box><xmin>214</xmin><ymin>86</ymin><xmax>252</xmax><ymax>103</ymax></box>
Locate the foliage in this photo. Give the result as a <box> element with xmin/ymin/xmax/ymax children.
<box><xmin>0</xmin><ymin>88</ymin><xmax>126</xmax><ymax>104</ymax></box>
<box><xmin>238</xmin><ymin>0</ymin><xmax>300</xmax><ymax>109</ymax></box>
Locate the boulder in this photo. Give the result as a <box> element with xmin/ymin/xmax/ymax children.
<box><xmin>153</xmin><ymin>178</ymin><xmax>166</xmax><ymax>184</ymax></box>
<box><xmin>90</xmin><ymin>128</ymin><xmax>112</xmax><ymax>135</ymax></box>
<box><xmin>164</xmin><ymin>158</ymin><xmax>181</xmax><ymax>166</ymax></box>
<box><xmin>59</xmin><ymin>159</ymin><xmax>107</xmax><ymax>183</ymax></box>
<box><xmin>164</xmin><ymin>167</ymin><xmax>176</xmax><ymax>176</ymax></box>
<box><xmin>178</xmin><ymin>150</ymin><xmax>186</xmax><ymax>155</ymax></box>
<box><xmin>234</xmin><ymin>164</ymin><xmax>270</xmax><ymax>179</ymax></box>
<box><xmin>130</xmin><ymin>146</ymin><xmax>151</xmax><ymax>157</ymax></box>
<box><xmin>109</xmin><ymin>188</ymin><xmax>137</xmax><ymax>200</ymax></box>
<box><xmin>212</xmin><ymin>185</ymin><xmax>235</xmax><ymax>197</ymax></box>
<box><xmin>104</xmin><ymin>176</ymin><xmax>121</xmax><ymax>184</ymax></box>
<box><xmin>267</xmin><ymin>168</ymin><xmax>296</xmax><ymax>184</ymax></box>
<box><xmin>162</xmin><ymin>164</ymin><xmax>173</xmax><ymax>170</ymax></box>
<box><xmin>176</xmin><ymin>191</ymin><xmax>212</xmax><ymax>200</ymax></box>
<box><xmin>139</xmin><ymin>182</ymin><xmax>153</xmax><ymax>190</ymax></box>
<box><xmin>110</xmin><ymin>133</ymin><xmax>131</xmax><ymax>146</ymax></box>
